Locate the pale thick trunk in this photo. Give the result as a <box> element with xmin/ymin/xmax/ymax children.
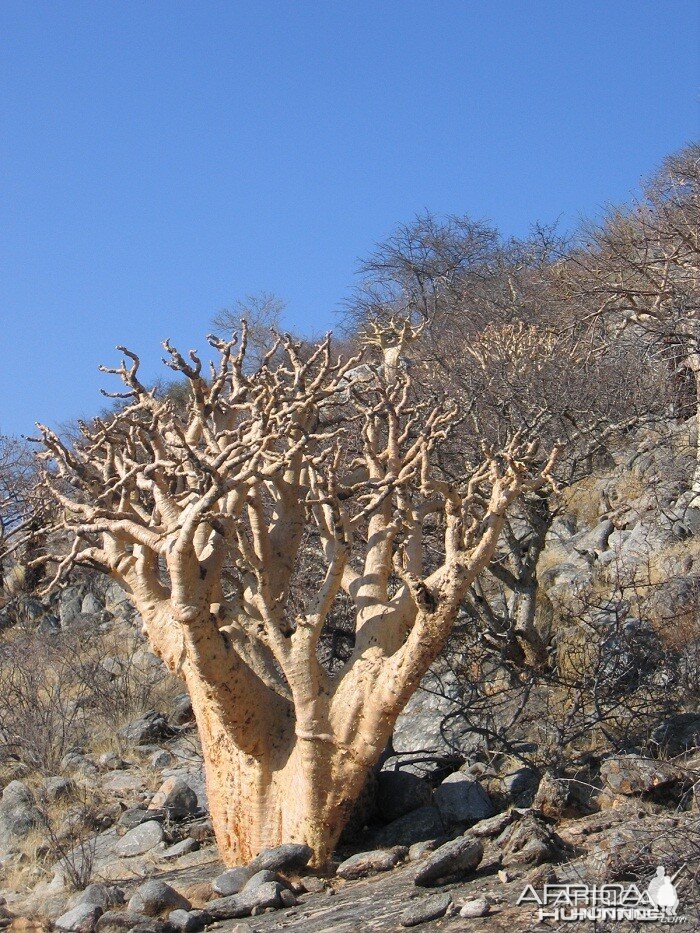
<box><xmin>186</xmin><ymin>673</ymin><xmax>370</xmax><ymax>867</ymax></box>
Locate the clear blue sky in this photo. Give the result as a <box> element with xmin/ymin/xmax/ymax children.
<box><xmin>1</xmin><ymin>1</ymin><xmax>698</xmax><ymax>437</ymax></box>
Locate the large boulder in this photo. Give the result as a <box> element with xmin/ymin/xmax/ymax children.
<box><xmin>376</xmin><ymin>771</ymin><xmax>432</xmax><ymax>823</ymax></box>
<box><xmin>127</xmin><ymin>880</ymin><xmax>191</xmax><ymax>916</ymax></box>
<box><xmin>433</xmin><ymin>774</ymin><xmax>494</xmax><ymax>823</ymax></box>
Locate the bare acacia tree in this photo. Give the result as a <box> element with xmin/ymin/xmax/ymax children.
<box><xmin>30</xmin><ymin>321</ymin><xmax>555</xmax><ymax>866</ymax></box>
<box><xmin>562</xmin><ymin>143</ymin><xmax>700</xmax><ymax>487</ymax></box>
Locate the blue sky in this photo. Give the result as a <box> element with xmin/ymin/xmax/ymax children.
<box><xmin>1</xmin><ymin>1</ymin><xmax>698</xmax><ymax>437</ymax></box>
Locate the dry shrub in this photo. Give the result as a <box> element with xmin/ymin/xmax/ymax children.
<box><xmin>0</xmin><ymin>619</ymin><xmax>180</xmax><ymax>777</ymax></box>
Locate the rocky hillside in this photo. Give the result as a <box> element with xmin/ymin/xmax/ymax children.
<box><xmin>0</xmin><ymin>419</ymin><xmax>698</xmax><ymax>931</ymax></box>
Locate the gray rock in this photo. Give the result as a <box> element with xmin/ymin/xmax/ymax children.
<box><xmin>73</xmin><ymin>883</ymin><xmax>125</xmax><ymax>909</ymax></box>
<box><xmin>502</xmin><ymin>767</ymin><xmax>541</xmax><ymax>806</ymax></box>
<box><xmin>104</xmin><ymin>581</ymin><xmax>130</xmax><ymax>613</ymax></box>
<box><xmin>98</xmin><ymin>752</ymin><xmax>126</xmax><ymax>771</ymax></box>
<box><xmin>127</xmin><ymin>879</ymin><xmax>191</xmax><ymax>916</ymax></box>
<box><xmin>408</xmin><ymin>839</ymin><xmax>439</xmax><ymax>860</ymax></box>
<box><xmin>55</xmin><ymin>903</ymin><xmax>104</xmax><ymax>932</ymax></box>
<box><xmin>336</xmin><ymin>847</ymin><xmax>406</xmax><ymax>880</ymax></box>
<box><xmin>249</xmin><ymin>842</ymin><xmax>313</xmax><ymax>872</ymax></box>
<box><xmin>393</xmin><ymin>672</ymin><xmax>480</xmax><ymax>768</ymax></box>
<box><xmin>81</xmin><ymin>592</ymin><xmax>103</xmax><ymax>615</ymax></box>
<box><xmin>413</xmin><ymin>836</ymin><xmax>484</xmax><ymax>887</ymax></box>
<box><xmin>206</xmin><ymin>881</ymin><xmax>284</xmax><ymax>920</ymax></box>
<box><xmin>400</xmin><ymin>892</ymin><xmax>452</xmax><ymax>926</ymax></box>
<box><xmin>242</xmin><ymin>869</ymin><xmax>280</xmax><ymax>891</ymax></box>
<box><xmin>434</xmin><ymin>774</ymin><xmax>494</xmax><ymax>823</ymax></box>
<box><xmin>149</xmin><ymin>777</ymin><xmax>198</xmax><ymax>820</ymax></box>
<box><xmin>168</xmin><ymin>910</ymin><xmax>209</xmax><ymax>932</ymax></box>
<box><xmin>43</xmin><ymin>776</ymin><xmax>77</xmax><ymax>803</ymax></box>
<box><xmin>119</xmin><ymin>807</ymin><xmax>166</xmax><ymax>830</ymax></box>
<box><xmin>373</xmin><ymin>805</ymin><xmax>445</xmax><ymax>848</ymax></box>
<box><xmin>459</xmin><ymin>896</ymin><xmax>491</xmax><ymax>918</ymax></box>
<box><xmin>376</xmin><ymin>771</ymin><xmax>432</xmax><ymax>823</ymax></box>
<box><xmin>160</xmin><ymin>838</ymin><xmax>200</xmax><ymax>860</ymax></box>
<box><xmin>212</xmin><ymin>866</ymin><xmax>254</xmax><ymax>896</ymax></box>
<box><xmin>59</xmin><ymin>596</ymin><xmax>83</xmax><ymax>627</ymax></box>
<box><xmin>114</xmin><ymin>820</ymin><xmax>165</xmax><ymax>857</ymax></box>
<box><xmin>118</xmin><ymin>711</ymin><xmax>170</xmax><ymax>745</ymax></box>
<box><xmin>0</xmin><ymin>780</ymin><xmax>40</xmax><ymax>847</ymax></box>
<box><xmin>600</xmin><ymin>755</ymin><xmax>683</xmax><ymax>795</ymax></box>
<box><xmin>151</xmin><ymin>750</ymin><xmax>173</xmax><ymax>769</ymax></box>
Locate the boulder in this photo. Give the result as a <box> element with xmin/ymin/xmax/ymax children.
<box><xmin>372</xmin><ymin>805</ymin><xmax>445</xmax><ymax>848</ymax></box>
<box><xmin>159</xmin><ymin>838</ymin><xmax>199</xmax><ymax>860</ymax></box>
<box><xmin>242</xmin><ymin>869</ymin><xmax>280</xmax><ymax>891</ymax></box>
<box><xmin>55</xmin><ymin>904</ymin><xmax>104</xmax><ymax>932</ymax></box>
<box><xmin>167</xmin><ymin>910</ymin><xmax>209</xmax><ymax>932</ymax></box>
<box><xmin>600</xmin><ymin>755</ymin><xmax>683</xmax><ymax>796</ymax></box>
<box><xmin>413</xmin><ymin>836</ymin><xmax>483</xmax><ymax>886</ymax></box>
<box><xmin>118</xmin><ymin>711</ymin><xmax>170</xmax><ymax>746</ymax></box>
<box><xmin>73</xmin><ymin>884</ymin><xmax>125</xmax><ymax>909</ymax></box>
<box><xmin>400</xmin><ymin>892</ymin><xmax>452</xmax><ymax>926</ymax></box>
<box><xmin>434</xmin><ymin>774</ymin><xmax>494</xmax><ymax>823</ymax></box>
<box><xmin>127</xmin><ymin>880</ymin><xmax>191</xmax><ymax>916</ymax></box>
<box><xmin>376</xmin><ymin>771</ymin><xmax>432</xmax><ymax>823</ymax></box>
<box><xmin>501</xmin><ymin>767</ymin><xmax>541</xmax><ymax>806</ymax></box>
<box><xmin>336</xmin><ymin>847</ymin><xmax>406</xmax><ymax>880</ymax></box>
<box><xmin>212</xmin><ymin>866</ymin><xmax>254</xmax><ymax>896</ymax></box>
<box><xmin>43</xmin><ymin>776</ymin><xmax>76</xmax><ymax>803</ymax></box>
<box><xmin>206</xmin><ymin>881</ymin><xmax>284</xmax><ymax>920</ymax></box>
<box><xmin>114</xmin><ymin>820</ymin><xmax>165</xmax><ymax>857</ymax></box>
<box><xmin>148</xmin><ymin>778</ymin><xmax>198</xmax><ymax>820</ymax></box>
<box><xmin>248</xmin><ymin>842</ymin><xmax>313</xmax><ymax>872</ymax></box>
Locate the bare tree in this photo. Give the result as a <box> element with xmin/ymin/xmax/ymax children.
<box><xmin>30</xmin><ymin>321</ymin><xmax>555</xmax><ymax>866</ymax></box>
<box><xmin>561</xmin><ymin>143</ymin><xmax>700</xmax><ymax>487</ymax></box>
